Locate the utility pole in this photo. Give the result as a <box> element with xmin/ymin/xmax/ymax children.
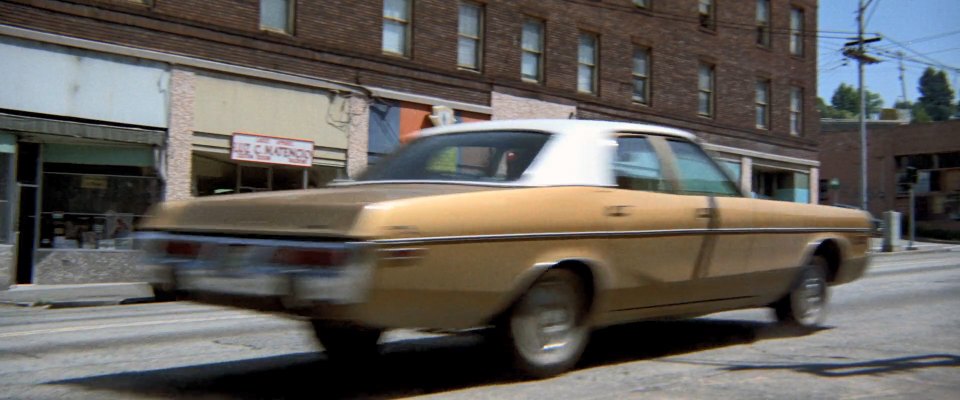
<box><xmin>897</xmin><ymin>52</ymin><xmax>908</xmax><ymax>104</ymax></box>
<box><xmin>842</xmin><ymin>1</ymin><xmax>880</xmax><ymax>211</ymax></box>
<box><xmin>858</xmin><ymin>0</ymin><xmax>867</xmax><ymax>211</ymax></box>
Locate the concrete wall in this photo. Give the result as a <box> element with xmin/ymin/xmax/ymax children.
<box><xmin>0</xmin><ymin>245</ymin><xmax>12</xmax><ymax>289</ymax></box>
<box><xmin>32</xmin><ymin>250</ymin><xmax>147</xmax><ymax>284</ymax></box>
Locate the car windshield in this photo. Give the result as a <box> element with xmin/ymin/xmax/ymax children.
<box><xmin>357</xmin><ymin>130</ymin><xmax>551</xmax><ymax>183</ymax></box>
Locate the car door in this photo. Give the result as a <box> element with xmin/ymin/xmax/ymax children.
<box><xmin>601</xmin><ymin>135</ymin><xmax>713</xmax><ymax>316</ymax></box>
<box><xmin>663</xmin><ymin>139</ymin><xmax>758</xmax><ymax>300</ymax></box>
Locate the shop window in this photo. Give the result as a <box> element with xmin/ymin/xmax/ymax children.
<box><xmin>192</xmin><ymin>153</ymin><xmax>342</xmax><ymax>197</ymax></box>
<box><xmin>39</xmin><ymin>163</ymin><xmax>161</xmax><ymax>250</ymax></box>
<box><xmin>753</xmin><ymin>169</ymin><xmax>809</xmax><ymax>203</ymax></box>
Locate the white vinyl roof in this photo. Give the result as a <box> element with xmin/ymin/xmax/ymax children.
<box><xmin>417</xmin><ymin>119</ymin><xmax>697</xmax><ymax>187</ymax></box>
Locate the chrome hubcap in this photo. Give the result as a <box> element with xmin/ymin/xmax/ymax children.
<box><xmin>514</xmin><ymin>280</ymin><xmax>578</xmax><ymax>359</ymax></box>
<box><xmin>795</xmin><ymin>275</ymin><xmax>826</xmax><ymax>325</ymax></box>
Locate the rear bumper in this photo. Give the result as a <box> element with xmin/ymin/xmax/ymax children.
<box><xmin>136</xmin><ymin>232</ymin><xmax>375</xmax><ymax>306</ymax></box>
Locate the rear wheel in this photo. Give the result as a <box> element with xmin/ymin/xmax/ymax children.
<box><xmin>774</xmin><ymin>256</ymin><xmax>829</xmax><ymax>329</ymax></box>
<box><xmin>497</xmin><ymin>269</ymin><xmax>590</xmax><ymax>378</ymax></box>
<box><xmin>310</xmin><ymin>321</ymin><xmax>382</xmax><ymax>362</ymax></box>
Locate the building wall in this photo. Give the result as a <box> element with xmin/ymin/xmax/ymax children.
<box><xmin>818</xmin><ymin>121</ymin><xmax>960</xmax><ymax>229</ymax></box>
<box><xmin>0</xmin><ymin>0</ymin><xmax>818</xmax><ymax>159</ymax></box>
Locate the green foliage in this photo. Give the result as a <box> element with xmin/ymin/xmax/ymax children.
<box><xmin>912</xmin><ymin>104</ymin><xmax>932</xmax><ymax>123</ymax></box>
<box><xmin>829</xmin><ymin>83</ymin><xmax>884</xmax><ymax>116</ymax></box>
<box><xmin>817</xmin><ymin>97</ymin><xmax>854</xmax><ymax>118</ymax></box>
<box><xmin>917</xmin><ymin>67</ymin><xmax>957</xmax><ymax>121</ymax></box>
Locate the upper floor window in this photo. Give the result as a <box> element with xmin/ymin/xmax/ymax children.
<box><xmin>383</xmin><ymin>0</ymin><xmax>412</xmax><ymax>57</ymax></box>
<box><xmin>632</xmin><ymin>0</ymin><xmax>650</xmax><ymax>9</ymax></box>
<box><xmin>756</xmin><ymin>0</ymin><xmax>771</xmax><ymax>47</ymax></box>
<box><xmin>698</xmin><ymin>62</ymin><xmax>715</xmax><ymax>117</ymax></box>
<box><xmin>577</xmin><ymin>32</ymin><xmax>598</xmax><ymax>94</ymax></box>
<box><xmin>756</xmin><ymin>79</ymin><xmax>771</xmax><ymax>129</ymax></box>
<box><xmin>260</xmin><ymin>0</ymin><xmax>294</xmax><ymax>34</ymax></box>
<box><xmin>521</xmin><ymin>18</ymin><xmax>544</xmax><ymax>83</ymax></box>
<box><xmin>632</xmin><ymin>47</ymin><xmax>651</xmax><ymax>104</ymax></box>
<box><xmin>790</xmin><ymin>86</ymin><xmax>803</xmax><ymax>135</ymax></box>
<box><xmin>613</xmin><ymin>136</ymin><xmax>670</xmax><ymax>192</ymax></box>
<box><xmin>698</xmin><ymin>0</ymin><xmax>716</xmax><ymax>30</ymax></box>
<box><xmin>458</xmin><ymin>2</ymin><xmax>483</xmax><ymax>71</ymax></box>
<box><xmin>790</xmin><ymin>8</ymin><xmax>805</xmax><ymax>56</ymax></box>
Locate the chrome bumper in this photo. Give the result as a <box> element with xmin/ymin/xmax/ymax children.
<box><xmin>137</xmin><ymin>233</ymin><xmax>375</xmax><ymax>305</ymax></box>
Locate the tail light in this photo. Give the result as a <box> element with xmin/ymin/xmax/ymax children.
<box><xmin>165</xmin><ymin>241</ymin><xmax>202</xmax><ymax>258</ymax></box>
<box><xmin>273</xmin><ymin>247</ymin><xmax>350</xmax><ymax>267</ymax></box>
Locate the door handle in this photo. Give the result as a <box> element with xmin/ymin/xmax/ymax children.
<box><xmin>605</xmin><ymin>205</ymin><xmax>633</xmax><ymax>217</ymax></box>
<box><xmin>696</xmin><ymin>208</ymin><xmax>715</xmax><ymax>219</ymax></box>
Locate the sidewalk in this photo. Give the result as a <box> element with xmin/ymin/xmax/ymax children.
<box><xmin>0</xmin><ymin>282</ymin><xmax>156</xmax><ymax>308</ymax></box>
<box><xmin>868</xmin><ymin>237</ymin><xmax>960</xmax><ymax>256</ymax></box>
<box><xmin>2</xmin><ymin>239</ymin><xmax>957</xmax><ymax>309</ymax></box>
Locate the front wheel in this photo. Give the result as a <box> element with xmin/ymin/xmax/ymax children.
<box><xmin>774</xmin><ymin>256</ymin><xmax>829</xmax><ymax>329</ymax></box>
<box><xmin>497</xmin><ymin>269</ymin><xmax>591</xmax><ymax>378</ymax></box>
<box><xmin>310</xmin><ymin>321</ymin><xmax>382</xmax><ymax>362</ymax></box>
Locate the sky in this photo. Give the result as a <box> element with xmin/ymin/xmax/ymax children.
<box><xmin>817</xmin><ymin>0</ymin><xmax>960</xmax><ymax>108</ymax></box>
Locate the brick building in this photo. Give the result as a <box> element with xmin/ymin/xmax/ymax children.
<box><xmin>0</xmin><ymin>0</ymin><xmax>820</xmax><ymax>286</ymax></box>
<box><xmin>817</xmin><ymin>120</ymin><xmax>960</xmax><ymax>233</ymax></box>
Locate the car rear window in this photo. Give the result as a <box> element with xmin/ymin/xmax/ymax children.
<box><xmin>357</xmin><ymin>131</ymin><xmax>551</xmax><ymax>183</ymax></box>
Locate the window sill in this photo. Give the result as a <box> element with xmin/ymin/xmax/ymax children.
<box><xmin>457</xmin><ymin>67</ymin><xmax>482</xmax><ymax>74</ymax></box>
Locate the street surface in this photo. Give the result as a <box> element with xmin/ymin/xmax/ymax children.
<box><xmin>1</xmin><ymin>250</ymin><xmax>958</xmax><ymax>399</ymax></box>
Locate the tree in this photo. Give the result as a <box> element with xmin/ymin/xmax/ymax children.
<box><xmin>917</xmin><ymin>67</ymin><xmax>957</xmax><ymax>121</ymax></box>
<box><xmin>817</xmin><ymin>97</ymin><xmax>854</xmax><ymax>119</ymax></box>
<box><xmin>829</xmin><ymin>83</ymin><xmax>884</xmax><ymax>116</ymax></box>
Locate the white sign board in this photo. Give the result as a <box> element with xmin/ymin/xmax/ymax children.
<box><xmin>231</xmin><ymin>133</ymin><xmax>314</xmax><ymax>167</ymax></box>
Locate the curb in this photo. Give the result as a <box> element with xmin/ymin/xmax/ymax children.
<box><xmin>0</xmin><ymin>283</ymin><xmax>156</xmax><ymax>309</ymax></box>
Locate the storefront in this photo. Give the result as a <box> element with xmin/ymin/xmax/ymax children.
<box><xmin>368</xmin><ymin>99</ymin><xmax>490</xmax><ymax>165</ymax></box>
<box><xmin>704</xmin><ymin>143</ymin><xmax>818</xmax><ymax>204</ymax></box>
<box><xmin>188</xmin><ymin>72</ymin><xmax>352</xmax><ymax>197</ymax></box>
<box><xmin>0</xmin><ymin>36</ymin><xmax>168</xmax><ymax>284</ymax></box>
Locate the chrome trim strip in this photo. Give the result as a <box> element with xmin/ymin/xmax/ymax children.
<box><xmin>134</xmin><ymin>232</ymin><xmax>362</xmax><ymax>250</ymax></box>
<box><xmin>373</xmin><ymin>227</ymin><xmax>871</xmax><ymax>245</ymax></box>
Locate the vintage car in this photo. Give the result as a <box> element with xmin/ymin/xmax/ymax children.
<box><xmin>137</xmin><ymin>119</ymin><xmax>872</xmax><ymax>378</ymax></box>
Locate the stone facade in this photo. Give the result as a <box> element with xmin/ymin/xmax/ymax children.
<box><xmin>165</xmin><ymin>68</ymin><xmax>197</xmax><ymax>201</ymax></box>
<box><xmin>346</xmin><ymin>95</ymin><xmax>371</xmax><ymax>179</ymax></box>
<box><xmin>32</xmin><ymin>250</ymin><xmax>147</xmax><ymax>284</ymax></box>
<box><xmin>491</xmin><ymin>91</ymin><xmax>577</xmax><ymax>120</ymax></box>
<box><xmin>0</xmin><ymin>244</ymin><xmax>12</xmax><ymax>289</ymax></box>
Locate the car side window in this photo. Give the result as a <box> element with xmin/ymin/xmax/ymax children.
<box><xmin>613</xmin><ymin>136</ymin><xmax>671</xmax><ymax>192</ymax></box>
<box><xmin>667</xmin><ymin>140</ymin><xmax>740</xmax><ymax>196</ymax></box>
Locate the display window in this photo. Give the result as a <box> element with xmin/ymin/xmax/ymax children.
<box><xmin>39</xmin><ymin>163</ymin><xmax>161</xmax><ymax>250</ymax></box>
<box><xmin>0</xmin><ymin>152</ymin><xmax>12</xmax><ymax>244</ymax></box>
<box><xmin>192</xmin><ymin>153</ymin><xmax>342</xmax><ymax>197</ymax></box>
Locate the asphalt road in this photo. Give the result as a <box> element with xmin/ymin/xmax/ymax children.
<box><xmin>1</xmin><ymin>251</ymin><xmax>958</xmax><ymax>400</ymax></box>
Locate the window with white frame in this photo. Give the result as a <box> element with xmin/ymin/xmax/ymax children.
<box><xmin>698</xmin><ymin>62</ymin><xmax>715</xmax><ymax>117</ymax></box>
<box><xmin>260</xmin><ymin>0</ymin><xmax>294</xmax><ymax>34</ymax></box>
<box><xmin>578</xmin><ymin>32</ymin><xmax>598</xmax><ymax>94</ymax></box>
<box><xmin>458</xmin><ymin>1</ymin><xmax>483</xmax><ymax>70</ymax></box>
<box><xmin>756</xmin><ymin>79</ymin><xmax>771</xmax><ymax>129</ymax></box>
<box><xmin>790</xmin><ymin>7</ymin><xmax>804</xmax><ymax>56</ymax></box>
<box><xmin>790</xmin><ymin>86</ymin><xmax>803</xmax><ymax>135</ymax></box>
<box><xmin>632</xmin><ymin>47</ymin><xmax>650</xmax><ymax>104</ymax></box>
<box><xmin>383</xmin><ymin>0</ymin><xmax>412</xmax><ymax>57</ymax></box>
<box><xmin>699</xmin><ymin>0</ymin><xmax>715</xmax><ymax>30</ymax></box>
<box><xmin>521</xmin><ymin>18</ymin><xmax>544</xmax><ymax>82</ymax></box>
<box><xmin>756</xmin><ymin>0</ymin><xmax>770</xmax><ymax>47</ymax></box>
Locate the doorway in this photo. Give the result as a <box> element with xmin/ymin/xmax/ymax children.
<box><xmin>15</xmin><ymin>142</ymin><xmax>39</xmax><ymax>284</ymax></box>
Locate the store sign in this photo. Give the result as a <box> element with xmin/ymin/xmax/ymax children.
<box><xmin>230</xmin><ymin>133</ymin><xmax>314</xmax><ymax>167</ymax></box>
